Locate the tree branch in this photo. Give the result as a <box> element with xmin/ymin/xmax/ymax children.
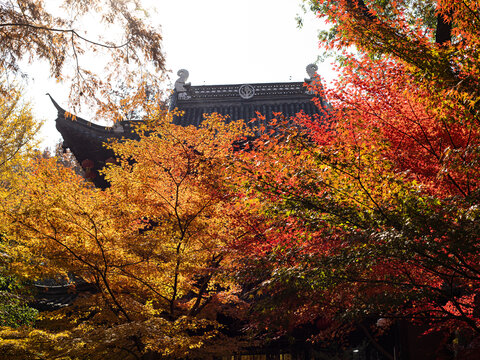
<box><xmin>0</xmin><ymin>22</ymin><xmax>131</xmax><ymax>49</ymax></box>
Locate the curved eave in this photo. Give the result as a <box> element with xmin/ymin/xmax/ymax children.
<box><xmin>48</xmin><ymin>95</ymin><xmax>139</xmax><ymax>188</ymax></box>
<box><xmin>48</xmin><ymin>94</ymin><xmax>136</xmax><ymax>137</ymax></box>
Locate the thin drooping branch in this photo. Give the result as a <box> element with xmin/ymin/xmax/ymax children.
<box><xmin>0</xmin><ymin>22</ymin><xmax>132</xmax><ymax>49</ymax></box>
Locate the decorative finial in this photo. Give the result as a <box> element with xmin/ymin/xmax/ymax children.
<box><xmin>175</xmin><ymin>69</ymin><xmax>190</xmax><ymax>92</ymax></box>
<box><xmin>305</xmin><ymin>64</ymin><xmax>318</xmax><ymax>81</ymax></box>
<box><xmin>305</xmin><ymin>64</ymin><xmax>320</xmax><ymax>95</ymax></box>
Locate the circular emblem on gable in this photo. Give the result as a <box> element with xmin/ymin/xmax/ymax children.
<box><xmin>239</xmin><ymin>84</ymin><xmax>255</xmax><ymax>99</ymax></box>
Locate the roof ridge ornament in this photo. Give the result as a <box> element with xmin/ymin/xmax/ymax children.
<box><xmin>305</xmin><ymin>64</ymin><xmax>320</xmax><ymax>95</ymax></box>
<box><xmin>175</xmin><ymin>69</ymin><xmax>190</xmax><ymax>91</ymax></box>
<box><xmin>305</xmin><ymin>63</ymin><xmax>318</xmax><ymax>81</ymax></box>
<box><xmin>175</xmin><ymin>69</ymin><xmax>191</xmax><ymax>100</ymax></box>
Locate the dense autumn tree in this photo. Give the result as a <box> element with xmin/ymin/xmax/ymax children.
<box><xmin>0</xmin><ymin>82</ymin><xmax>41</xmax><ymax>330</ymax></box>
<box><xmin>0</xmin><ymin>110</ymin><xmax>251</xmax><ymax>360</ymax></box>
<box><xmin>231</xmin><ymin>1</ymin><xmax>480</xmax><ymax>358</ymax></box>
<box><xmin>0</xmin><ymin>0</ymin><xmax>165</xmax><ymax>344</ymax></box>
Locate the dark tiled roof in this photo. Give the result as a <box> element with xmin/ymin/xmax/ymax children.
<box><xmin>49</xmin><ymin>95</ymin><xmax>139</xmax><ymax>189</ymax></box>
<box><xmin>33</xmin><ymin>275</ymin><xmax>97</xmax><ymax>311</ymax></box>
<box><xmin>170</xmin><ymin>82</ymin><xmax>323</xmax><ymax>128</ymax></box>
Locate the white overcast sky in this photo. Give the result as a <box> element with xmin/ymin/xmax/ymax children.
<box><xmin>28</xmin><ymin>0</ymin><xmax>333</xmax><ymax>149</ymax></box>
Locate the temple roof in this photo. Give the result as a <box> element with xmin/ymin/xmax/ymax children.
<box><xmin>51</xmin><ymin>64</ymin><xmax>325</xmax><ymax>189</ymax></box>
<box><xmin>33</xmin><ymin>276</ymin><xmax>97</xmax><ymax>311</ymax></box>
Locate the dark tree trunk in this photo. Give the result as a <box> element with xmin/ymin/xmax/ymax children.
<box><xmin>436</xmin><ymin>12</ymin><xmax>452</xmax><ymax>44</ymax></box>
